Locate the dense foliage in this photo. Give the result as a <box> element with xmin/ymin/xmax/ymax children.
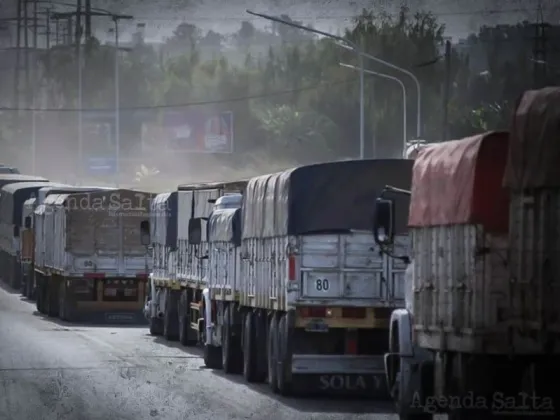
<box><xmin>1</xmin><ymin>7</ymin><xmax>551</xmax><ymax>183</ymax></box>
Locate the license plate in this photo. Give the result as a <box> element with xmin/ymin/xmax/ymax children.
<box><xmin>105</xmin><ymin>313</ymin><xmax>135</xmax><ymax>322</ymax></box>
<box><xmin>293</xmin><ymin>373</ymin><xmax>389</xmax><ymax>397</ymax></box>
<box><xmin>305</xmin><ymin>319</ymin><xmax>329</xmax><ymax>332</ymax></box>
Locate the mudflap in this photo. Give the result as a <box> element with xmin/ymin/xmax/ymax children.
<box><xmin>289</xmin><ymin>373</ymin><xmax>390</xmax><ymax>398</ymax></box>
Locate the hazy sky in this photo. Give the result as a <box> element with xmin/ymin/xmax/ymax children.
<box><xmin>2</xmin><ymin>0</ymin><xmax>559</xmax><ymax>43</ymax></box>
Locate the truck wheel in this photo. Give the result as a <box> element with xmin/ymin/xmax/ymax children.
<box><xmin>222</xmin><ymin>306</ymin><xmax>242</xmax><ymax>374</ymax></box>
<box><xmin>46</xmin><ymin>279</ymin><xmax>59</xmax><ymax>317</ymax></box>
<box><xmin>35</xmin><ymin>276</ymin><xmax>44</xmax><ymax>313</ymax></box>
<box><xmin>58</xmin><ymin>281</ymin><xmax>74</xmax><ymax>322</ymax></box>
<box><xmin>267</xmin><ymin>315</ymin><xmax>279</xmax><ymax>393</ymax></box>
<box><xmin>163</xmin><ymin>291</ymin><xmax>179</xmax><ymax>341</ymax></box>
<box><xmin>276</xmin><ymin>314</ymin><xmax>292</xmax><ymax>396</ymax></box>
<box><xmin>20</xmin><ymin>272</ymin><xmax>26</xmax><ymax>295</ymax></box>
<box><xmin>243</xmin><ymin>312</ymin><xmax>259</xmax><ymax>382</ymax></box>
<box><xmin>179</xmin><ymin>314</ymin><xmax>196</xmax><ymax>345</ymax></box>
<box><xmin>149</xmin><ymin>318</ymin><xmax>163</xmax><ymax>335</ymax></box>
<box><xmin>204</xmin><ymin>345</ymin><xmax>223</xmax><ymax>369</ymax></box>
<box><xmin>25</xmin><ymin>273</ymin><xmax>34</xmax><ymax>299</ymax></box>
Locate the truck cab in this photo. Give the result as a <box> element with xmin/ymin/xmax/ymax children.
<box><xmin>373</xmin><ymin>192</ymin><xmax>434</xmax><ymax>420</ymax></box>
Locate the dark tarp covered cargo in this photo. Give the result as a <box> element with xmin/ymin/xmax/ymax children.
<box><xmin>208</xmin><ymin>208</ymin><xmax>241</xmax><ymax>245</ymax></box>
<box><xmin>242</xmin><ymin>159</ymin><xmax>413</xmax><ymax>238</ymax></box>
<box><xmin>505</xmin><ymin>87</ymin><xmax>560</xmax><ymax>189</ymax></box>
<box><xmin>0</xmin><ymin>181</ymin><xmax>53</xmax><ymax>226</ymax></box>
<box><xmin>0</xmin><ymin>174</ymin><xmax>48</xmax><ymax>190</ymax></box>
<box><xmin>38</xmin><ymin>185</ymin><xmax>111</xmax><ymax>206</ymax></box>
<box><xmin>0</xmin><ymin>167</ymin><xmax>20</xmax><ymax>174</ymax></box>
<box><xmin>150</xmin><ymin>191</ymin><xmax>178</xmax><ymax>248</ymax></box>
<box><xmin>178</xmin><ymin>180</ymin><xmax>249</xmax><ymax>192</ymax></box>
<box><xmin>179</xmin><ymin>181</ymin><xmax>248</xmax><ymax>229</ymax></box>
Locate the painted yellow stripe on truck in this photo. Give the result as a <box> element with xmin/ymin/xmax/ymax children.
<box><xmin>294</xmin><ymin>307</ymin><xmax>391</xmax><ymax>329</ymax></box>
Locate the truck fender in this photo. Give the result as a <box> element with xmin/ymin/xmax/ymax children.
<box><xmin>155</xmin><ymin>287</ymin><xmax>165</xmax><ymax>318</ymax></box>
<box><xmin>202</xmin><ymin>288</ymin><xmax>212</xmax><ymax>345</ymax></box>
<box><xmin>387</xmin><ymin>308</ymin><xmax>434</xmax><ymax>417</ymax></box>
<box><xmin>389</xmin><ymin>308</ymin><xmax>414</xmax><ymax>356</ymax></box>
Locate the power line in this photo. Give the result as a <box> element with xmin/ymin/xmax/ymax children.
<box><xmin>0</xmin><ymin>76</ymin><xmax>367</xmax><ymax>112</ymax></box>
<box><xmin>131</xmin><ymin>8</ymin><xmax>553</xmax><ymax>22</ymax></box>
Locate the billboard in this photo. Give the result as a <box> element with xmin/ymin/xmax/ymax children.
<box><xmin>141</xmin><ymin>109</ymin><xmax>233</xmax><ymax>153</ymax></box>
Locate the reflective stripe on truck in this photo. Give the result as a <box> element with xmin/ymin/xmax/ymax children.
<box><xmin>294</xmin><ymin>306</ymin><xmax>392</xmax><ymax>329</ymax></box>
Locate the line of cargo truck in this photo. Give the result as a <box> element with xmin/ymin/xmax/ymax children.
<box><xmin>0</xmin><ymin>175</ymin><xmax>153</xmax><ymax>323</ymax></box>
<box><xmin>144</xmin><ymin>159</ymin><xmax>413</xmax><ymax>395</ymax></box>
<box><xmin>375</xmin><ymin>87</ymin><xmax>560</xmax><ymax>419</ymax></box>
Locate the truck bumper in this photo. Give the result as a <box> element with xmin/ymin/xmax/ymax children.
<box><xmin>290</xmin><ymin>354</ymin><xmax>389</xmax><ymax>397</ymax></box>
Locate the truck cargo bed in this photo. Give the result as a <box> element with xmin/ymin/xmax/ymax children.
<box><xmin>239</xmin><ymin>231</ymin><xmax>407</xmax><ymax>311</ymax></box>
<box><xmin>41</xmin><ymin>191</ymin><xmax>152</xmax><ymax>277</ymax></box>
<box><xmin>412</xmin><ymin>217</ymin><xmax>560</xmax><ymax>354</ymax></box>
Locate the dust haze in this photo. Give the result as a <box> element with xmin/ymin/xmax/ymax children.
<box><xmin>1</xmin><ymin>0</ymin><xmax>558</xmax><ymax>191</ymax></box>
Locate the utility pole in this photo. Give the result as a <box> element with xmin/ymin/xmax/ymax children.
<box><xmin>66</xmin><ymin>16</ymin><xmax>72</xmax><ymax>44</ymax></box>
<box><xmin>532</xmin><ymin>4</ymin><xmax>549</xmax><ymax>89</ymax></box>
<box><xmin>441</xmin><ymin>40</ymin><xmax>451</xmax><ymax>142</ymax></box>
<box><xmin>54</xmin><ymin>17</ymin><xmax>59</xmax><ymax>45</ymax></box>
<box><xmin>85</xmin><ymin>0</ymin><xmax>92</xmax><ymax>40</ymax></box>
<box><xmin>45</xmin><ymin>8</ymin><xmax>50</xmax><ymax>49</ymax></box>
<box><xmin>31</xmin><ymin>0</ymin><xmax>38</xmax><ymax>175</ymax></box>
<box><xmin>75</xmin><ymin>0</ymin><xmax>81</xmax><ymax>50</ymax></box>
<box><xmin>32</xmin><ymin>0</ymin><xmax>37</xmax><ymax>49</ymax></box>
<box><xmin>23</xmin><ymin>0</ymin><xmax>29</xmax><ymax>107</ymax></box>
<box><xmin>14</xmin><ymin>0</ymin><xmax>22</xmax><ymax>110</ymax></box>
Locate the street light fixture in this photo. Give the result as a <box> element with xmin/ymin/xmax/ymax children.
<box><xmin>340</xmin><ymin>62</ymin><xmax>407</xmax><ymax>158</ymax></box>
<box><xmin>246</xmin><ymin>10</ymin><xmax>366</xmax><ymax>159</ymax></box>
<box><xmin>336</xmin><ymin>42</ymin><xmax>422</xmax><ymax>139</ymax></box>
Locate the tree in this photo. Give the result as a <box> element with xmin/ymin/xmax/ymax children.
<box><xmin>30</xmin><ymin>7</ymin><xmax>551</xmax><ymax>184</ymax></box>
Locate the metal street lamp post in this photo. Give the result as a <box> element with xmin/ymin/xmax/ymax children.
<box><xmin>108</xmin><ymin>15</ymin><xmax>133</xmax><ymax>187</ymax></box>
<box><xmin>340</xmin><ymin>62</ymin><xmax>407</xmax><ymax>157</ymax></box>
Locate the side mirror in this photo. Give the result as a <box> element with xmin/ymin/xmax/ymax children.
<box><xmin>24</xmin><ymin>216</ymin><xmax>31</xmax><ymax>229</ymax></box>
<box><xmin>13</xmin><ymin>225</ymin><xmax>19</xmax><ymax>238</ymax></box>
<box><xmin>140</xmin><ymin>220</ymin><xmax>150</xmax><ymax>246</ymax></box>
<box><xmin>188</xmin><ymin>218</ymin><xmax>202</xmax><ymax>245</ymax></box>
<box><xmin>373</xmin><ymin>198</ymin><xmax>395</xmax><ymax>246</ymax></box>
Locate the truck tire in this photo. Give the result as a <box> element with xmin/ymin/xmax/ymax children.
<box><xmin>267</xmin><ymin>315</ymin><xmax>279</xmax><ymax>393</ymax></box>
<box><xmin>58</xmin><ymin>281</ymin><xmax>76</xmax><ymax>322</ymax></box>
<box><xmin>276</xmin><ymin>313</ymin><xmax>292</xmax><ymax>396</ymax></box>
<box><xmin>46</xmin><ymin>279</ymin><xmax>59</xmax><ymax>317</ymax></box>
<box><xmin>222</xmin><ymin>305</ymin><xmax>242</xmax><ymax>374</ymax></box>
<box><xmin>25</xmin><ymin>272</ymin><xmax>34</xmax><ymax>299</ymax></box>
<box><xmin>35</xmin><ymin>275</ymin><xmax>45</xmax><ymax>314</ymax></box>
<box><xmin>204</xmin><ymin>345</ymin><xmax>223</xmax><ymax>369</ymax></box>
<box><xmin>149</xmin><ymin>318</ymin><xmax>163</xmax><ymax>335</ymax></box>
<box><xmin>164</xmin><ymin>291</ymin><xmax>179</xmax><ymax>341</ymax></box>
<box><xmin>20</xmin><ymin>270</ymin><xmax>26</xmax><ymax>295</ymax></box>
<box><xmin>243</xmin><ymin>311</ymin><xmax>259</xmax><ymax>382</ymax></box>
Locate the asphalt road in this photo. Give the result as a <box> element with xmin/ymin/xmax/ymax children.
<box><xmin>0</xmin><ymin>282</ymin><xmax>400</xmax><ymax>420</ymax></box>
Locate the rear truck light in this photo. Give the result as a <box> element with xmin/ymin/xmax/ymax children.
<box><xmin>345</xmin><ymin>330</ymin><xmax>358</xmax><ymax>355</ymax></box>
<box><xmin>288</xmin><ymin>255</ymin><xmax>296</xmax><ymax>281</ymax></box>
<box><xmin>342</xmin><ymin>307</ymin><xmax>366</xmax><ymax>319</ymax></box>
<box><xmin>85</xmin><ymin>272</ymin><xmax>105</xmax><ymax>278</ymax></box>
<box><xmin>297</xmin><ymin>306</ymin><xmax>328</xmax><ymax>318</ymax></box>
